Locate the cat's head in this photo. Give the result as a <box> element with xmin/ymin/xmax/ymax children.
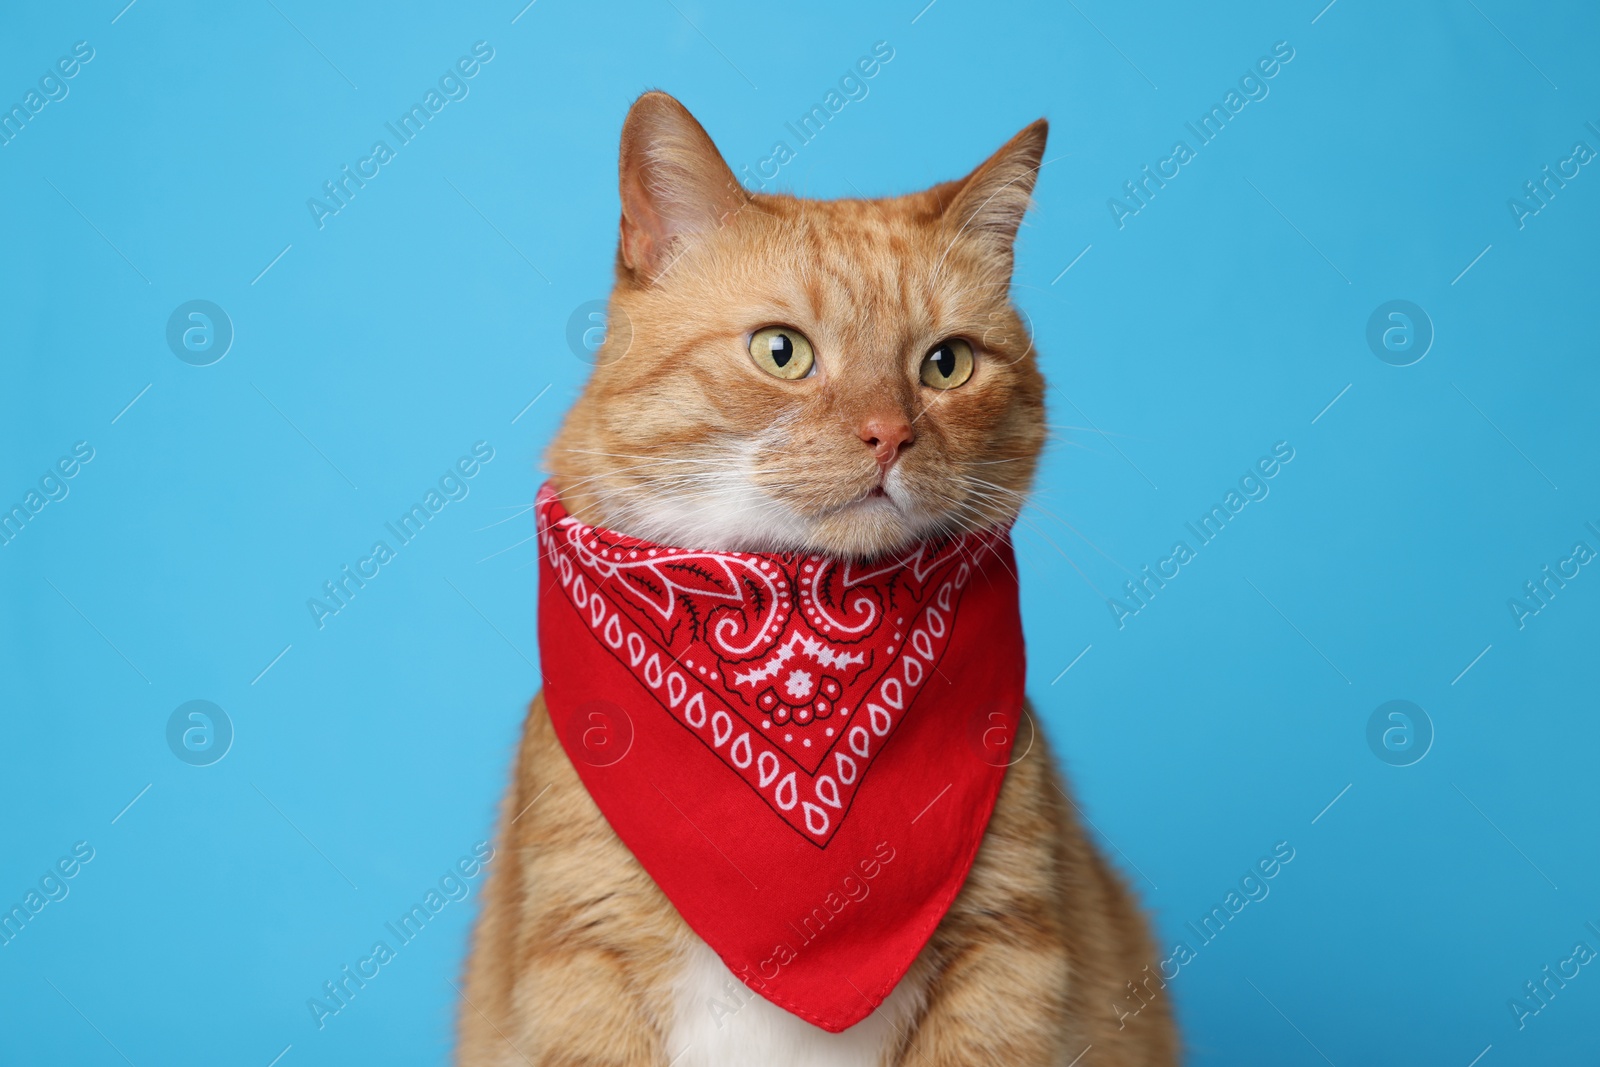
<box><xmin>550</xmin><ymin>91</ymin><xmax>1047</xmax><ymax>559</ymax></box>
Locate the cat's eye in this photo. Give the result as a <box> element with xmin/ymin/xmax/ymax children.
<box><xmin>920</xmin><ymin>338</ymin><xmax>974</xmax><ymax>390</ymax></box>
<box><xmin>748</xmin><ymin>327</ymin><xmax>815</xmax><ymax>380</ymax></box>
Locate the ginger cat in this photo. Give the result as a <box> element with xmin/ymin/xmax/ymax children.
<box><xmin>457</xmin><ymin>91</ymin><xmax>1177</xmax><ymax>1067</ymax></box>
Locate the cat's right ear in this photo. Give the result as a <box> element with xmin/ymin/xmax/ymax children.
<box><xmin>938</xmin><ymin>118</ymin><xmax>1048</xmax><ymax>278</ymax></box>
<box><xmin>617</xmin><ymin>91</ymin><xmax>747</xmax><ymax>282</ymax></box>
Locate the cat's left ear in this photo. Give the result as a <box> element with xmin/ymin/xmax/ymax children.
<box><xmin>941</xmin><ymin>119</ymin><xmax>1048</xmax><ymax>269</ymax></box>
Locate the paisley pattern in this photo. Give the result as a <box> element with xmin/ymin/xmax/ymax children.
<box><xmin>536</xmin><ymin>485</ymin><xmax>1001</xmax><ymax>845</ymax></box>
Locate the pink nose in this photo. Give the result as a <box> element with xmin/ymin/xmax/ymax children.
<box><xmin>858</xmin><ymin>417</ymin><xmax>914</xmax><ymax>470</ymax></box>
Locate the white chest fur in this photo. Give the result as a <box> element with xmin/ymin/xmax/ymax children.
<box><xmin>667</xmin><ymin>937</ymin><xmax>926</xmax><ymax>1067</ymax></box>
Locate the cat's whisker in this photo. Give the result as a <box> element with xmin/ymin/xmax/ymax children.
<box><xmin>476</xmin><ymin>503</ymin><xmax>537</xmax><ymax>531</ymax></box>
<box><xmin>956</xmin><ymin>473</ymin><xmax>1026</xmax><ymax>496</ymax></box>
<box><xmin>1010</xmin><ymin>512</ymin><xmax>1111</xmax><ymax>600</ymax></box>
<box><xmin>562</xmin><ymin>448</ymin><xmax>741</xmax><ymax>466</ymax></box>
<box><xmin>949</xmin><ymin>514</ymin><xmax>1025</xmax><ymax>589</ymax></box>
<box><xmin>478</xmin><ymin>532</ymin><xmax>540</xmax><ymax>564</ymax></box>
<box><xmin>549</xmin><ymin>456</ymin><xmax>755</xmax><ymax>499</ymax></box>
<box><xmin>909</xmin><ymin>387</ymin><xmax>953</xmax><ymax>429</ymax></box>
<box><xmin>1039</xmin><ymin>430</ymin><xmax>1108</xmax><ymax>456</ymax></box>
<box><xmin>935</xmin><ymin>481</ymin><xmax>1113</xmax><ymax>596</ymax></box>
<box><xmin>1017</xmin><ymin>499</ymin><xmax>1132</xmax><ymax>577</ymax></box>
<box><xmin>1046</xmin><ymin>423</ymin><xmax>1140</xmax><ymax>439</ymax></box>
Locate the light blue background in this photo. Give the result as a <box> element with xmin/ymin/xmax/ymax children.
<box><xmin>3</xmin><ymin>1</ymin><xmax>1597</xmax><ymax>1063</ymax></box>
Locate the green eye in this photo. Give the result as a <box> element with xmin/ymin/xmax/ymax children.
<box><xmin>749</xmin><ymin>327</ymin><xmax>815</xmax><ymax>380</ymax></box>
<box><xmin>920</xmin><ymin>338</ymin><xmax>974</xmax><ymax>389</ymax></box>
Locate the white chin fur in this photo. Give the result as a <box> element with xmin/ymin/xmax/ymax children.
<box><xmin>604</xmin><ymin>463</ymin><xmax>938</xmax><ymax>555</ymax></box>
<box><xmin>667</xmin><ymin>937</ymin><xmax>924</xmax><ymax>1067</ymax></box>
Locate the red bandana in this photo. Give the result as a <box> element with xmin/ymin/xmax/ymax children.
<box><xmin>535</xmin><ymin>484</ymin><xmax>1026</xmax><ymax>1032</ymax></box>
